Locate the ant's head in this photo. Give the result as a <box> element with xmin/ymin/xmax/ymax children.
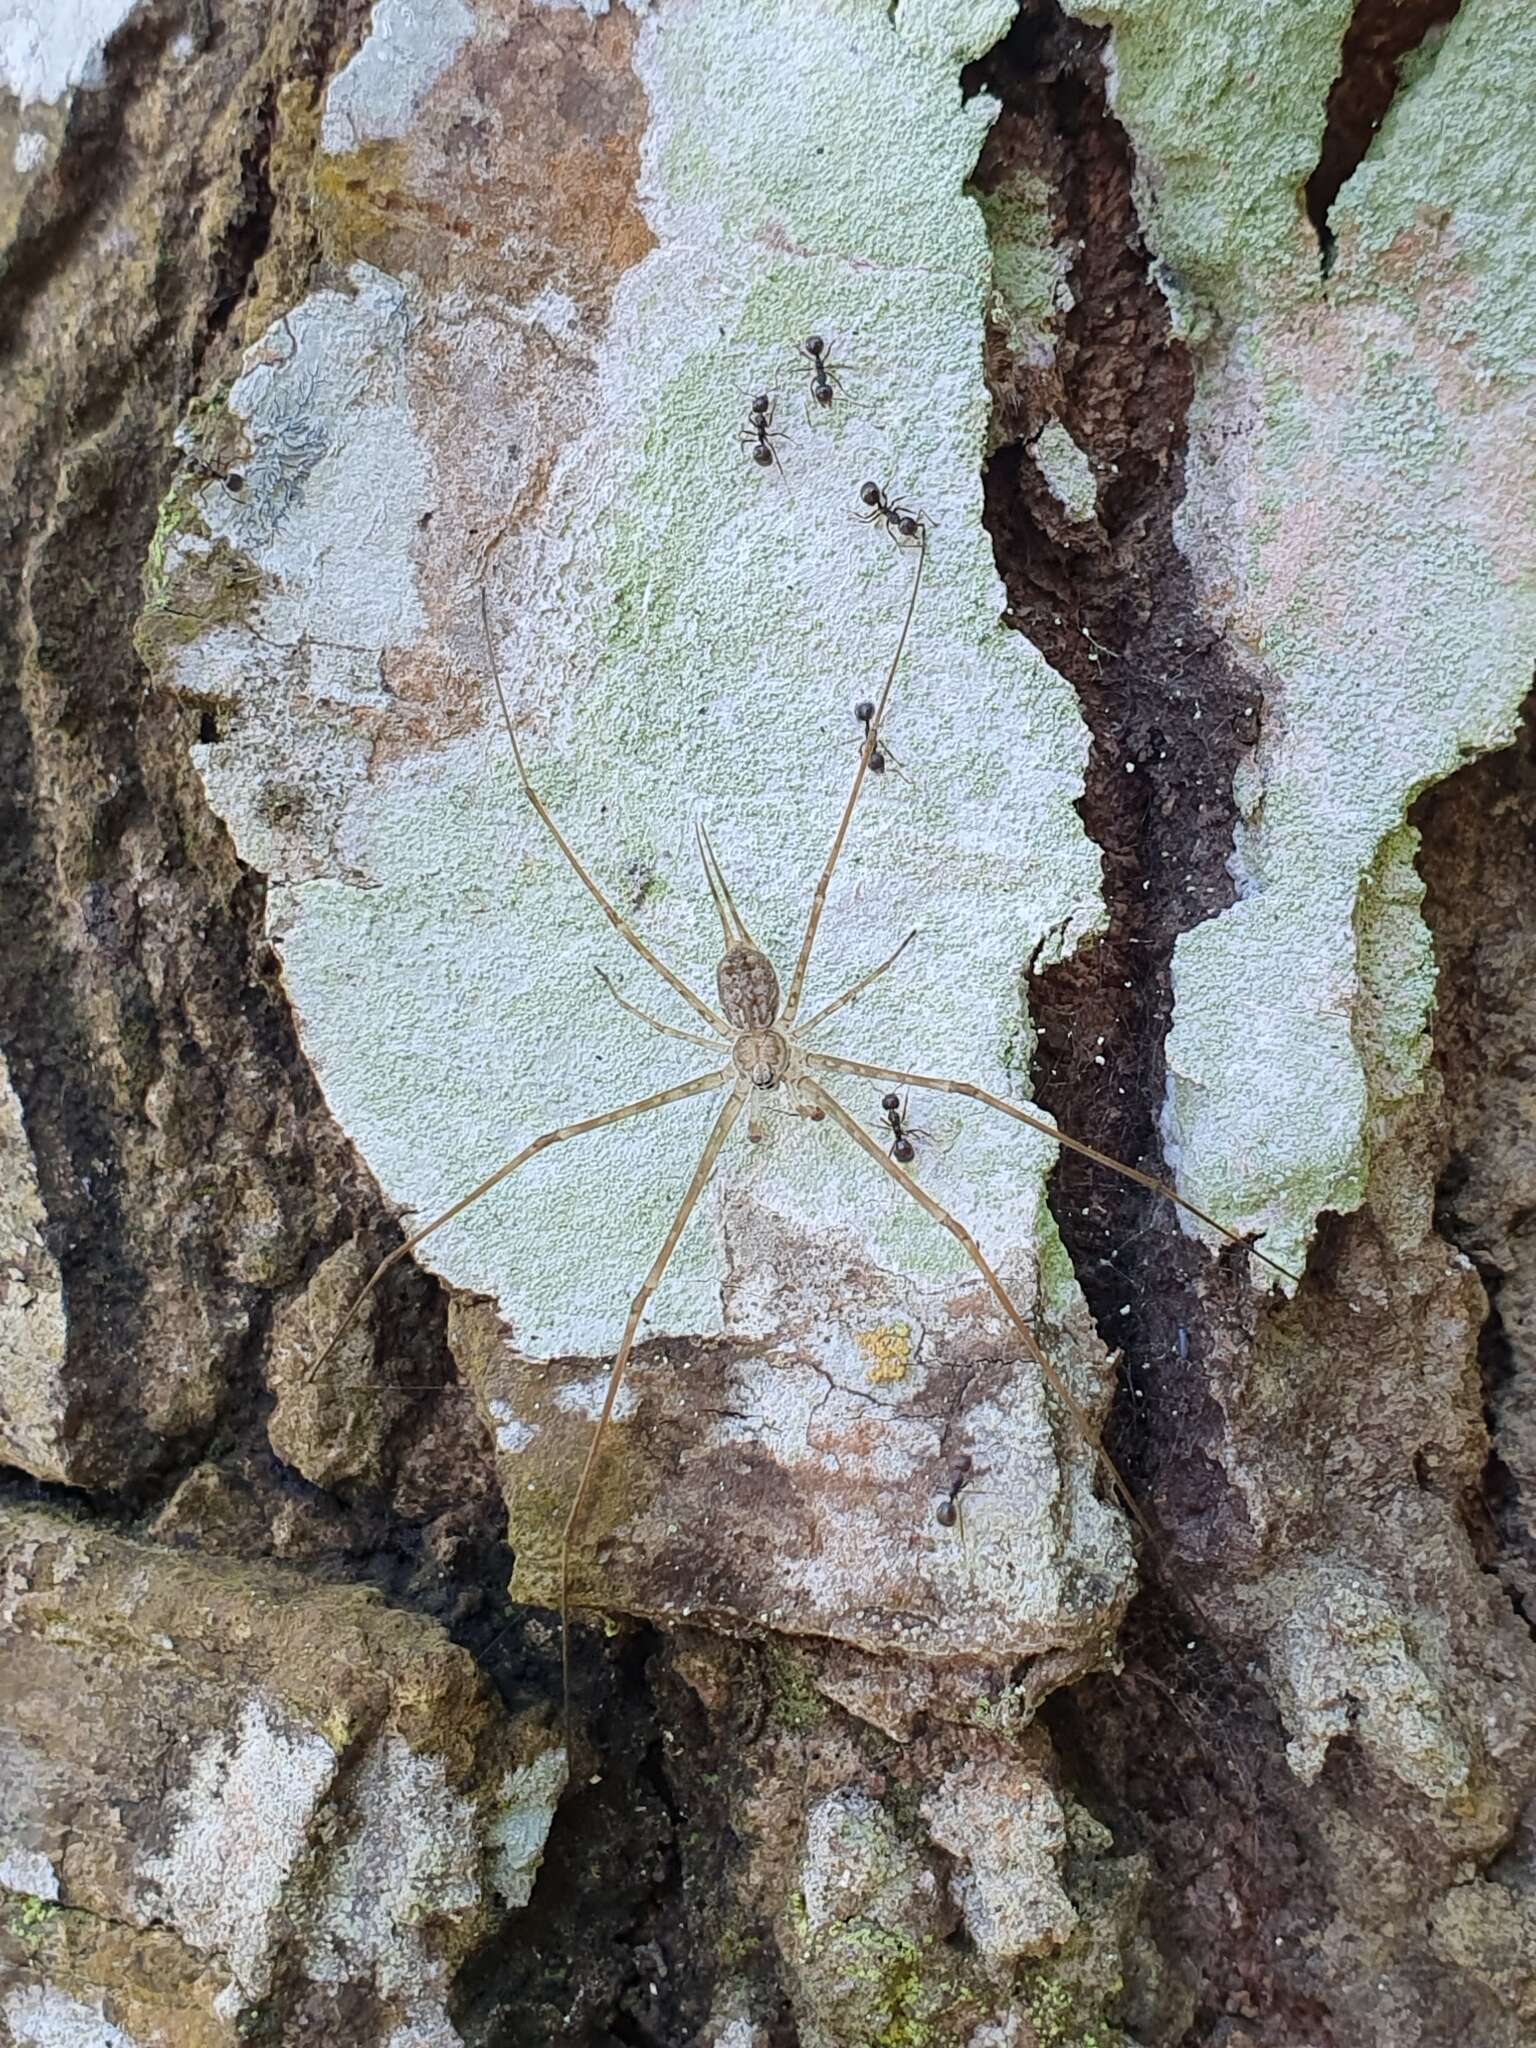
<box><xmin>881</xmin><ymin>1092</ymin><xmax>902</xmax><ymax>1113</ymax></box>
<box><xmin>854</xmin><ymin>699</ymin><xmax>876</xmax><ymax>724</ymax></box>
<box><xmin>897</xmin><ymin>514</ymin><xmax>921</xmax><ymax>540</ymax></box>
<box><xmin>751</xmin><ymin>393</ymin><xmax>771</xmax><ymax>415</ymax></box>
<box><xmin>859</xmin><ymin>481</ymin><xmax>881</xmax><ymax>507</ymax></box>
<box><xmin>804</xmin><ymin>334</ymin><xmax>825</xmax><ymax>356</ymax></box>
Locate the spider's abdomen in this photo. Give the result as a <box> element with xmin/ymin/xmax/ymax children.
<box><xmin>717</xmin><ymin>943</ymin><xmax>780</xmax><ymax>1030</ymax></box>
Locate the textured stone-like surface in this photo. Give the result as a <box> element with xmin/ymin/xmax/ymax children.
<box><xmin>6</xmin><ymin>0</ymin><xmax>1536</xmax><ymax>2042</ymax></box>
<box><xmin>0</xmin><ymin>1055</ymin><xmax>66</xmax><ymax>1480</ymax></box>
<box><xmin>0</xmin><ymin>1507</ymin><xmax>561</xmax><ymax>2044</ymax></box>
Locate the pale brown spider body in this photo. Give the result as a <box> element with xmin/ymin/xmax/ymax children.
<box><xmin>717</xmin><ymin>941</ymin><xmax>782</xmax><ymax>1033</ymax></box>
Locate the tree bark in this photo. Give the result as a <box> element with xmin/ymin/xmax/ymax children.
<box><xmin>2</xmin><ymin>3</ymin><xmax>1534</xmax><ymax>2044</ymax></box>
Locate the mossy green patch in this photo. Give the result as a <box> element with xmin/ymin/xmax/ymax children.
<box><xmin>1020</xmin><ymin>1965</ymin><xmax>1129</xmax><ymax>2048</ymax></box>
<box><xmin>761</xmin><ymin>1641</ymin><xmax>829</xmax><ymax>1731</ymax></box>
<box><xmin>4</xmin><ymin>1890</ymin><xmax>61</xmax><ymax>1951</ymax></box>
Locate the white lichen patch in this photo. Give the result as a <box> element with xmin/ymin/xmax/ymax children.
<box><xmin>1270</xmin><ymin>1569</ymin><xmax>1472</xmax><ymax>1802</ymax></box>
<box><xmin>0</xmin><ymin>1849</ymin><xmax>59</xmax><ymax>1900</ymax></box>
<box><xmin>0</xmin><ymin>1051</ymin><xmax>68</xmax><ymax>1480</ymax></box>
<box><xmin>1030</xmin><ymin>420</ymin><xmax>1097</xmax><ymax>524</ymax></box>
<box><xmin>1135</xmin><ymin>0</ymin><xmax>1536</xmax><ymax>1279</ymax></box>
<box><xmin>320</xmin><ymin>0</ymin><xmax>476</xmax><ymax>156</ymax></box>
<box><xmin>13</xmin><ymin>128</ymin><xmax>48</xmax><ymax>173</ymax></box>
<box><xmin>921</xmin><ymin>1758</ymin><xmax>1078</xmax><ymax>1965</ymax></box>
<box><xmin>139</xmin><ymin>1694</ymin><xmax>338</xmax><ymax>1995</ymax></box>
<box><xmin>307</xmin><ymin>1733</ymin><xmax>481</xmax><ymax>1995</ymax></box>
<box><xmin>1</xmin><ymin>1984</ymin><xmax>143</xmax><ymax>2048</ymax></box>
<box><xmin>486</xmin><ymin>1747</ymin><xmax>567</xmax><ymax>1909</ymax></box>
<box><xmin>163</xmin><ymin>0</ymin><xmax>1133</xmax><ymax>1659</ymax></box>
<box><xmin>0</xmin><ymin>0</ymin><xmax>140</xmax><ymax>107</ymax></box>
<box><xmin>800</xmin><ymin>1789</ymin><xmax>931</xmax><ymax>1934</ymax></box>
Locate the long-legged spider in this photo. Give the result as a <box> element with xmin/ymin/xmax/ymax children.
<box><xmin>309</xmin><ymin>530</ymin><xmax>1291</xmax><ymax>1727</ymax></box>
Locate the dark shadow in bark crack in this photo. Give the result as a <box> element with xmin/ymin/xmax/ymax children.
<box><xmin>1305</xmin><ymin>0</ymin><xmax>1464</xmax><ymax>267</ymax></box>
<box><xmin>965</xmin><ymin>8</ymin><xmax>1335</xmax><ymax>2041</ymax></box>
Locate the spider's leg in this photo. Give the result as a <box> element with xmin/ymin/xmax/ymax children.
<box><xmin>478</xmin><ymin>589</ymin><xmax>728</xmax><ymax>1035</ymax></box>
<box><xmin>560</xmin><ymin>1082</ymin><xmax>749</xmax><ymax>1744</ymax></box>
<box><xmin>307</xmin><ymin>1067</ymin><xmax>733</xmax><ymax>1386</ymax></box>
<box><xmin>799</xmin><ymin>928</ymin><xmax>918</xmax><ymax>1037</ymax></box>
<box><xmin>594</xmin><ymin>968</ymin><xmax>719</xmax><ymax>1050</ymax></box>
<box><xmin>781</xmin><ymin>532</ymin><xmax>926</xmax><ymax>1024</ymax></box>
<box><xmin>800</xmin><ymin>1076</ymin><xmax>1155</xmax><ymax>1549</ymax></box>
<box><xmin>696</xmin><ymin>821</ymin><xmax>758</xmax><ymax>949</ymax></box>
<box><xmin>806</xmin><ymin>1053</ymin><xmax>1298</xmax><ymax>1287</ymax></box>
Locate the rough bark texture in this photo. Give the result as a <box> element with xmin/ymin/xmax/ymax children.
<box><xmin>3</xmin><ymin>3</ymin><xmax>1535</xmax><ymax>2046</ymax></box>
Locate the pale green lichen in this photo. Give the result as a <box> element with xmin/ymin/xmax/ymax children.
<box><xmin>1065</xmin><ymin>0</ymin><xmax>1354</xmax><ymax>323</ymax></box>
<box><xmin>1156</xmin><ymin>0</ymin><xmax>1536</xmax><ymax>1279</ymax></box>
<box><xmin>1019</xmin><ymin>1970</ymin><xmax>1131</xmax><ymax>2048</ymax></box>
<box><xmin>975</xmin><ymin>166</ymin><xmax>1071</xmax><ymax>359</ymax></box>
<box><xmin>1032</xmin><ymin>421</ymin><xmax>1098</xmax><ymax>523</ymax></box>
<box><xmin>784</xmin><ymin>1792</ymin><xmax>991</xmax><ymax>2047</ymax></box>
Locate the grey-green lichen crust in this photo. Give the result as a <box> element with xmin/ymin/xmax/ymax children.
<box><xmin>1076</xmin><ymin>0</ymin><xmax>1536</xmax><ymax>1279</ymax></box>
<box><xmin>153</xmin><ymin>0</ymin><xmax>1134</xmax><ymax>1668</ymax></box>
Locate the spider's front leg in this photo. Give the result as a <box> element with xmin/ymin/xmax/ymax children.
<box><xmin>306</xmin><ymin>1067</ymin><xmax>733</xmax><ymax>1386</ymax></box>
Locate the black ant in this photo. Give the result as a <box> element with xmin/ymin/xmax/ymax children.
<box><xmin>933</xmin><ymin>1453</ymin><xmax>974</xmax><ymax>1529</ymax></box>
<box><xmin>857</xmin><ymin>480</ymin><xmax>927</xmax><ymax>544</ymax></box>
<box><xmin>879</xmin><ymin>1089</ymin><xmax>938</xmax><ymax>1166</ymax></box>
<box><xmin>854</xmin><ymin>699</ymin><xmax>908</xmax><ymax>782</ymax></box>
<box><xmin>740</xmin><ymin>394</ymin><xmax>789</xmax><ymax>485</ymax></box>
<box><xmin>186</xmin><ymin>453</ymin><xmax>245</xmax><ymax>496</ymax></box>
<box><xmin>796</xmin><ymin>334</ymin><xmax>851</xmax><ymax>413</ymax></box>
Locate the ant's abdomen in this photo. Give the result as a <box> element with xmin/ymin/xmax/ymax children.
<box><xmin>718</xmin><ymin>943</ymin><xmax>780</xmax><ymax>1030</ymax></box>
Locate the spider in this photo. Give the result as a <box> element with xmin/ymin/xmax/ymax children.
<box><xmin>308</xmin><ymin>522</ymin><xmax>1292</xmax><ymax>1729</ymax></box>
